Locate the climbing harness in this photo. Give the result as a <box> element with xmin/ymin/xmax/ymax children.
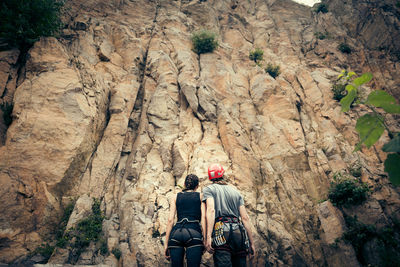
<box><xmin>168</xmin><ymin>218</ymin><xmax>203</xmax><ymax>249</ymax></box>
<box><xmin>212</xmin><ymin>216</ymin><xmax>249</xmax><ymax>253</ymax></box>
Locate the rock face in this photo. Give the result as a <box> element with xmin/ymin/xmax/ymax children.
<box><xmin>0</xmin><ymin>0</ymin><xmax>399</xmax><ymax>266</ymax></box>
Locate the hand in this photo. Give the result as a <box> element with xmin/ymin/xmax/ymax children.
<box><xmin>164</xmin><ymin>246</ymin><xmax>170</xmax><ymax>261</ymax></box>
<box><xmin>205</xmin><ymin>238</ymin><xmax>214</xmax><ymax>254</ymax></box>
<box><xmin>249</xmin><ymin>243</ymin><xmax>256</xmax><ymax>260</ymax></box>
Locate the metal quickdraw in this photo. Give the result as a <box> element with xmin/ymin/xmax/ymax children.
<box><xmin>213</xmin><ymin>221</ymin><xmax>227</xmax><ymax>246</ymax></box>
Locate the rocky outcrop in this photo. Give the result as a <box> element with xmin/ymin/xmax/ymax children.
<box><xmin>0</xmin><ymin>0</ymin><xmax>399</xmax><ymax>266</ymax></box>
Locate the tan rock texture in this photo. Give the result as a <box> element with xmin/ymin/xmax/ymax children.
<box><xmin>0</xmin><ymin>0</ymin><xmax>400</xmax><ymax>266</ymax></box>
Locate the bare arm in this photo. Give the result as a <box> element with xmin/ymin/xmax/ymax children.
<box><xmin>200</xmin><ymin>193</ymin><xmax>206</xmax><ymax>238</ymax></box>
<box><xmin>205</xmin><ymin>197</ymin><xmax>215</xmax><ymax>253</ymax></box>
<box><xmin>164</xmin><ymin>195</ymin><xmax>177</xmax><ymax>258</ymax></box>
<box><xmin>239</xmin><ymin>205</ymin><xmax>256</xmax><ymax>257</ymax></box>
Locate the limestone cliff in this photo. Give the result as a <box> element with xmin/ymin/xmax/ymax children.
<box><xmin>0</xmin><ymin>0</ymin><xmax>399</xmax><ymax>266</ymax></box>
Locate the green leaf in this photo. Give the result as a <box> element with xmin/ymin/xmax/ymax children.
<box><xmin>338</xmin><ymin>73</ymin><xmax>344</xmax><ymax>79</ymax></box>
<box><xmin>340</xmin><ymin>84</ymin><xmax>357</xmax><ymax>112</ymax></box>
<box><xmin>353</xmin><ymin>72</ymin><xmax>372</xmax><ymax>86</ymax></box>
<box><xmin>348</xmin><ymin>71</ymin><xmax>356</xmax><ymax>78</ymax></box>
<box><xmin>366</xmin><ymin>90</ymin><xmax>400</xmax><ymax>113</ymax></box>
<box><xmin>384</xmin><ymin>154</ymin><xmax>400</xmax><ymax>186</ymax></box>
<box><xmin>382</xmin><ymin>134</ymin><xmax>400</xmax><ymax>153</ymax></box>
<box><xmin>355</xmin><ymin>113</ymin><xmax>385</xmax><ymax>151</ymax></box>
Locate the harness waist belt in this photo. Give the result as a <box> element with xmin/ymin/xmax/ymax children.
<box><xmin>176</xmin><ymin>217</ymin><xmax>200</xmax><ymax>224</ymax></box>
<box><xmin>216</xmin><ymin>216</ymin><xmax>239</xmax><ymax>223</ymax></box>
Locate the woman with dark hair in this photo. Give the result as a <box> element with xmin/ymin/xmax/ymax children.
<box><xmin>164</xmin><ymin>174</ymin><xmax>205</xmax><ymax>267</ymax></box>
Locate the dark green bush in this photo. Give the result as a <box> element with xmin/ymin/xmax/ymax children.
<box><xmin>343</xmin><ymin>215</ymin><xmax>376</xmax><ymax>262</ymax></box>
<box><xmin>100</xmin><ymin>239</ymin><xmax>108</xmax><ymax>255</ymax></box>
<box><xmin>397</xmin><ymin>2</ymin><xmax>400</xmax><ymax>8</ymax></box>
<box><xmin>0</xmin><ymin>102</ymin><xmax>13</xmax><ymax>126</ymax></box>
<box><xmin>249</xmin><ymin>48</ymin><xmax>264</xmax><ymax>65</ymax></box>
<box><xmin>342</xmin><ymin>216</ymin><xmax>400</xmax><ymax>266</ymax></box>
<box><xmin>349</xmin><ymin>165</ymin><xmax>362</xmax><ymax>178</ymax></box>
<box><xmin>35</xmin><ymin>243</ymin><xmax>55</xmax><ymax>262</ymax></box>
<box><xmin>112</xmin><ymin>247</ymin><xmax>121</xmax><ymax>260</ymax></box>
<box><xmin>0</xmin><ymin>0</ymin><xmax>64</xmax><ymax>51</ymax></box>
<box><xmin>328</xmin><ymin>174</ymin><xmax>369</xmax><ymax>207</ymax></box>
<box><xmin>338</xmin><ymin>43</ymin><xmax>352</xmax><ymax>54</ymax></box>
<box><xmin>191</xmin><ymin>30</ymin><xmax>218</xmax><ymax>54</ymax></box>
<box><xmin>332</xmin><ymin>83</ymin><xmax>347</xmax><ymax>101</ymax></box>
<box><xmin>314</xmin><ymin>3</ymin><xmax>328</xmax><ymax>13</ymax></box>
<box><xmin>265</xmin><ymin>63</ymin><xmax>281</xmax><ymax>79</ymax></box>
<box><xmin>314</xmin><ymin>31</ymin><xmax>326</xmax><ymax>40</ymax></box>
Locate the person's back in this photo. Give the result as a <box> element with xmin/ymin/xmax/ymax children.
<box><xmin>203</xmin><ymin>164</ymin><xmax>255</xmax><ymax>267</ymax></box>
<box><xmin>164</xmin><ymin>174</ymin><xmax>206</xmax><ymax>267</ymax></box>
<box><xmin>203</xmin><ymin>183</ymin><xmax>242</xmax><ymax>219</ymax></box>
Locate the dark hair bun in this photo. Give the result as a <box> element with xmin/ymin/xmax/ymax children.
<box><xmin>184</xmin><ymin>174</ymin><xmax>199</xmax><ymax>190</ymax></box>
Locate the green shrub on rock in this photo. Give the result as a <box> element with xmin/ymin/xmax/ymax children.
<box><xmin>332</xmin><ymin>83</ymin><xmax>347</xmax><ymax>101</ymax></box>
<box><xmin>265</xmin><ymin>63</ymin><xmax>280</xmax><ymax>79</ymax></box>
<box><xmin>328</xmin><ymin>173</ymin><xmax>369</xmax><ymax>207</ymax></box>
<box><xmin>314</xmin><ymin>3</ymin><xmax>328</xmax><ymax>13</ymax></box>
<box><xmin>191</xmin><ymin>30</ymin><xmax>218</xmax><ymax>55</ymax></box>
<box><xmin>338</xmin><ymin>43</ymin><xmax>352</xmax><ymax>54</ymax></box>
<box><xmin>112</xmin><ymin>247</ymin><xmax>122</xmax><ymax>260</ymax></box>
<box><xmin>249</xmin><ymin>48</ymin><xmax>264</xmax><ymax>65</ymax></box>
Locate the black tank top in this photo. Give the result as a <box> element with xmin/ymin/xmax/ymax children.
<box><xmin>176</xmin><ymin>191</ymin><xmax>201</xmax><ymax>221</ymax></box>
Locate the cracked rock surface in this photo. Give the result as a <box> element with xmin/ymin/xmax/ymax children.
<box><xmin>0</xmin><ymin>0</ymin><xmax>399</xmax><ymax>266</ymax></box>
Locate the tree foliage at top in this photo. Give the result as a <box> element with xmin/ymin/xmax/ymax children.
<box><xmin>0</xmin><ymin>0</ymin><xmax>64</xmax><ymax>51</ymax></box>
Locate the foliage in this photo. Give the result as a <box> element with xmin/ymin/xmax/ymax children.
<box><xmin>331</xmin><ymin>83</ymin><xmax>347</xmax><ymax>101</ymax></box>
<box><xmin>249</xmin><ymin>48</ymin><xmax>264</xmax><ymax>65</ymax></box>
<box><xmin>152</xmin><ymin>229</ymin><xmax>161</xmax><ymax>238</ymax></box>
<box><xmin>0</xmin><ymin>0</ymin><xmax>64</xmax><ymax>51</ymax></box>
<box><xmin>265</xmin><ymin>63</ymin><xmax>280</xmax><ymax>78</ymax></box>
<box><xmin>314</xmin><ymin>31</ymin><xmax>329</xmax><ymax>40</ymax></box>
<box><xmin>337</xmin><ymin>70</ymin><xmax>400</xmax><ymax>185</ymax></box>
<box><xmin>396</xmin><ymin>2</ymin><xmax>400</xmax><ymax>8</ymax></box>
<box><xmin>100</xmin><ymin>239</ymin><xmax>108</xmax><ymax>255</ymax></box>
<box><xmin>191</xmin><ymin>30</ymin><xmax>218</xmax><ymax>55</ymax></box>
<box><xmin>35</xmin><ymin>243</ymin><xmax>55</xmax><ymax>262</ymax></box>
<box><xmin>0</xmin><ymin>102</ymin><xmax>13</xmax><ymax>126</ymax></box>
<box><xmin>112</xmin><ymin>247</ymin><xmax>121</xmax><ymax>260</ymax></box>
<box><xmin>314</xmin><ymin>3</ymin><xmax>328</xmax><ymax>13</ymax></box>
<box><xmin>341</xmin><ymin>216</ymin><xmax>400</xmax><ymax>266</ymax></box>
<box><xmin>338</xmin><ymin>43</ymin><xmax>352</xmax><ymax>54</ymax></box>
<box><xmin>342</xmin><ymin>215</ymin><xmax>376</xmax><ymax>263</ymax></box>
<box><xmin>328</xmin><ymin>173</ymin><xmax>369</xmax><ymax>207</ymax></box>
<box><xmin>59</xmin><ymin>199</ymin><xmax>104</xmax><ymax>264</ymax></box>
<box><xmin>349</xmin><ymin>164</ymin><xmax>362</xmax><ymax>178</ymax></box>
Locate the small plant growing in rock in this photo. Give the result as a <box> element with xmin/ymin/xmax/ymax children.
<box><xmin>265</xmin><ymin>63</ymin><xmax>281</xmax><ymax>78</ymax></box>
<box><xmin>332</xmin><ymin>83</ymin><xmax>347</xmax><ymax>101</ymax></box>
<box><xmin>314</xmin><ymin>3</ymin><xmax>328</xmax><ymax>13</ymax></box>
<box><xmin>349</xmin><ymin>164</ymin><xmax>362</xmax><ymax>178</ymax></box>
<box><xmin>0</xmin><ymin>102</ymin><xmax>13</xmax><ymax>126</ymax></box>
<box><xmin>100</xmin><ymin>239</ymin><xmax>108</xmax><ymax>255</ymax></box>
<box><xmin>314</xmin><ymin>31</ymin><xmax>327</xmax><ymax>40</ymax></box>
<box><xmin>191</xmin><ymin>30</ymin><xmax>219</xmax><ymax>54</ymax></box>
<box><xmin>338</xmin><ymin>43</ymin><xmax>352</xmax><ymax>54</ymax></box>
<box><xmin>249</xmin><ymin>48</ymin><xmax>264</xmax><ymax>66</ymax></box>
<box><xmin>112</xmin><ymin>247</ymin><xmax>122</xmax><ymax>260</ymax></box>
<box><xmin>328</xmin><ymin>173</ymin><xmax>369</xmax><ymax>207</ymax></box>
<box><xmin>342</xmin><ymin>215</ymin><xmax>376</xmax><ymax>261</ymax></box>
<box><xmin>35</xmin><ymin>243</ymin><xmax>55</xmax><ymax>262</ymax></box>
<box><xmin>0</xmin><ymin>0</ymin><xmax>65</xmax><ymax>51</ymax></box>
